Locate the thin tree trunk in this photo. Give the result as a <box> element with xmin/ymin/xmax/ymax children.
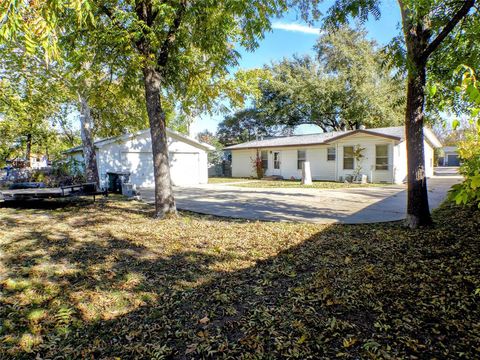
<box><xmin>78</xmin><ymin>93</ymin><xmax>100</xmax><ymax>187</ymax></box>
<box><xmin>142</xmin><ymin>66</ymin><xmax>176</xmax><ymax>218</ymax></box>
<box><xmin>25</xmin><ymin>133</ymin><xmax>32</xmax><ymax>168</ymax></box>
<box><xmin>404</xmin><ymin>63</ymin><xmax>432</xmax><ymax>228</ymax></box>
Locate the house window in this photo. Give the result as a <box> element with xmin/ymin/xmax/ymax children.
<box><xmin>261</xmin><ymin>150</ymin><xmax>268</xmax><ymax>169</ymax></box>
<box><xmin>273</xmin><ymin>152</ymin><xmax>280</xmax><ymax>169</ymax></box>
<box><xmin>343</xmin><ymin>146</ymin><xmax>354</xmax><ymax>170</ymax></box>
<box><xmin>297</xmin><ymin>150</ymin><xmax>306</xmax><ymax>170</ymax></box>
<box><xmin>327</xmin><ymin>147</ymin><xmax>336</xmax><ymax>161</ymax></box>
<box><xmin>376</xmin><ymin>145</ymin><xmax>389</xmax><ymax>170</ymax></box>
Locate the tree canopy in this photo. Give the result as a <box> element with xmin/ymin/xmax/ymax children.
<box><xmin>256</xmin><ymin>26</ymin><xmax>405</xmax><ymax>132</ymax></box>
<box><xmin>216</xmin><ymin>108</ymin><xmax>289</xmax><ymax>146</ymax></box>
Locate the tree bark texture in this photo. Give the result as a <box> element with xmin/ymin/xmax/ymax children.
<box><xmin>142</xmin><ymin>66</ymin><xmax>176</xmax><ymax>218</ymax></box>
<box><xmin>78</xmin><ymin>93</ymin><xmax>100</xmax><ymax>187</ymax></box>
<box><xmin>25</xmin><ymin>133</ymin><xmax>32</xmax><ymax>168</ymax></box>
<box><xmin>404</xmin><ymin>62</ymin><xmax>432</xmax><ymax>228</ymax></box>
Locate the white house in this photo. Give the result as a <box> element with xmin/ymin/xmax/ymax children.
<box><xmin>65</xmin><ymin>128</ymin><xmax>214</xmax><ymax>188</ymax></box>
<box><xmin>225</xmin><ymin>126</ymin><xmax>442</xmax><ymax>184</ymax></box>
<box><xmin>30</xmin><ymin>154</ymin><xmax>49</xmax><ymax>169</ymax></box>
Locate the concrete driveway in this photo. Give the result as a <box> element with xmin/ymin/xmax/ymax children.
<box><xmin>139</xmin><ymin>176</ymin><xmax>461</xmax><ymax>224</ymax></box>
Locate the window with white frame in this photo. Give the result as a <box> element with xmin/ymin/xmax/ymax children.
<box><xmin>261</xmin><ymin>150</ymin><xmax>268</xmax><ymax>169</ymax></box>
<box><xmin>343</xmin><ymin>146</ymin><xmax>354</xmax><ymax>170</ymax></box>
<box><xmin>273</xmin><ymin>152</ymin><xmax>280</xmax><ymax>169</ymax></box>
<box><xmin>375</xmin><ymin>144</ymin><xmax>389</xmax><ymax>170</ymax></box>
<box><xmin>297</xmin><ymin>150</ymin><xmax>306</xmax><ymax>170</ymax></box>
<box><xmin>327</xmin><ymin>147</ymin><xmax>336</xmax><ymax>161</ymax></box>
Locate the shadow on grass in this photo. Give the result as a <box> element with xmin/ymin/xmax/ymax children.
<box><xmin>0</xmin><ymin>201</ymin><xmax>478</xmax><ymax>359</ymax></box>
<box><xmin>0</xmin><ymin>198</ymin><xmax>95</xmax><ymax>210</ymax></box>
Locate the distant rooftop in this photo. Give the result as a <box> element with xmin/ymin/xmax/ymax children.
<box><xmin>224</xmin><ymin>126</ymin><xmax>409</xmax><ymax>150</ymax></box>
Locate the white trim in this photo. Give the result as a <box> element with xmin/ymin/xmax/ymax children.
<box><xmin>65</xmin><ymin>128</ymin><xmax>214</xmax><ymax>154</ymax></box>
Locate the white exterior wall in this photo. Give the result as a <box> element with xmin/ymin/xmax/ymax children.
<box><xmin>70</xmin><ymin>131</ymin><xmax>209</xmax><ymax>188</ymax></box>
<box><xmin>424</xmin><ymin>141</ymin><xmax>434</xmax><ymax>177</ymax></box>
<box><xmin>334</xmin><ymin>134</ymin><xmax>396</xmax><ymax>183</ymax></box>
<box><xmin>393</xmin><ymin>140</ymin><xmax>435</xmax><ymax>183</ymax></box>
<box><xmin>308</xmin><ymin>147</ymin><xmax>336</xmax><ymax>180</ymax></box>
<box><xmin>393</xmin><ymin>141</ymin><xmax>408</xmax><ymax>184</ymax></box>
<box><xmin>231</xmin><ymin>149</ymin><xmax>256</xmax><ymax>177</ymax></box>
<box><xmin>231</xmin><ymin>146</ymin><xmax>336</xmax><ymax>180</ymax></box>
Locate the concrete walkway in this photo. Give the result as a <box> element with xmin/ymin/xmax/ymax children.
<box><xmin>139</xmin><ymin>176</ymin><xmax>461</xmax><ymax>224</ymax></box>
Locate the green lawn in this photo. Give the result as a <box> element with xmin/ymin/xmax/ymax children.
<box><xmin>208</xmin><ymin>177</ymin><xmax>252</xmax><ymax>184</ymax></box>
<box><xmin>0</xmin><ymin>199</ymin><xmax>479</xmax><ymax>358</ymax></box>
<box><xmin>233</xmin><ymin>179</ymin><xmax>395</xmax><ymax>189</ymax></box>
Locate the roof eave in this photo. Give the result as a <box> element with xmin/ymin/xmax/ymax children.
<box><xmin>64</xmin><ymin>128</ymin><xmax>215</xmax><ymax>153</ymax></box>
<box><xmin>325</xmin><ymin>129</ymin><xmax>402</xmax><ymax>143</ymax></box>
<box><xmin>226</xmin><ymin>141</ymin><xmax>330</xmax><ymax>150</ymax></box>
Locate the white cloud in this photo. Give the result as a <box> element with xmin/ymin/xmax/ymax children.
<box><xmin>271</xmin><ymin>22</ymin><xmax>321</xmax><ymax>35</ymax></box>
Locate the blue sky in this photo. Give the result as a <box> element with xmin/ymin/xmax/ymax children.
<box><xmin>191</xmin><ymin>0</ymin><xmax>403</xmax><ymax>136</ymax></box>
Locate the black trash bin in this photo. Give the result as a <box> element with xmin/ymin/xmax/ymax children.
<box><xmin>107</xmin><ymin>172</ymin><xmax>130</xmax><ymax>193</ymax></box>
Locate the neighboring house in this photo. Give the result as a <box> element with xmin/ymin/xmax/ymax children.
<box><xmin>225</xmin><ymin>126</ymin><xmax>442</xmax><ymax>184</ymax></box>
<box><xmin>441</xmin><ymin>146</ymin><xmax>460</xmax><ymax>166</ymax></box>
<box><xmin>65</xmin><ymin>128</ymin><xmax>214</xmax><ymax>188</ymax></box>
<box><xmin>5</xmin><ymin>155</ymin><xmax>49</xmax><ymax>169</ymax></box>
<box><xmin>30</xmin><ymin>154</ymin><xmax>49</xmax><ymax>169</ymax></box>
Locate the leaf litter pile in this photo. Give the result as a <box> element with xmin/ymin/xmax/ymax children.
<box><xmin>0</xmin><ymin>199</ymin><xmax>479</xmax><ymax>359</ymax></box>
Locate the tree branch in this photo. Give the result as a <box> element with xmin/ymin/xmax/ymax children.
<box><xmin>157</xmin><ymin>1</ymin><xmax>186</xmax><ymax>68</ymax></box>
<box><xmin>423</xmin><ymin>0</ymin><xmax>475</xmax><ymax>59</ymax></box>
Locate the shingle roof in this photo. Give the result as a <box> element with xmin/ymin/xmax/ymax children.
<box><xmin>224</xmin><ymin>131</ymin><xmax>341</xmax><ymax>150</ymax></box>
<box><xmin>224</xmin><ymin>126</ymin><xmax>408</xmax><ymax>150</ymax></box>
<box><xmin>64</xmin><ymin>128</ymin><xmax>215</xmax><ymax>154</ymax></box>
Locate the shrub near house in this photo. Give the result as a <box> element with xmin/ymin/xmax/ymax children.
<box><xmin>449</xmin><ymin>68</ymin><xmax>480</xmax><ymax>208</ymax></box>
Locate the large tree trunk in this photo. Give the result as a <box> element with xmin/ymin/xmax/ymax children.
<box><xmin>25</xmin><ymin>133</ymin><xmax>32</xmax><ymax>168</ymax></box>
<box><xmin>78</xmin><ymin>93</ymin><xmax>100</xmax><ymax>187</ymax></box>
<box><xmin>404</xmin><ymin>63</ymin><xmax>432</xmax><ymax>228</ymax></box>
<box><xmin>143</xmin><ymin>66</ymin><xmax>176</xmax><ymax>218</ymax></box>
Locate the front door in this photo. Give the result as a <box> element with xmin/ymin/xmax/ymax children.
<box><xmin>273</xmin><ymin>151</ymin><xmax>281</xmax><ymax>175</ymax></box>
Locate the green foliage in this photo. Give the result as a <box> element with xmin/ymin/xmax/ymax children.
<box><xmin>449</xmin><ymin>67</ymin><xmax>480</xmax><ymax>208</ymax></box>
<box><xmin>217</xmin><ymin>108</ymin><xmax>286</xmax><ymax>146</ymax></box>
<box><xmin>256</xmin><ymin>26</ymin><xmax>405</xmax><ymax>131</ymax></box>
<box><xmin>196</xmin><ymin>130</ymin><xmax>223</xmax><ymax>165</ymax></box>
<box><xmin>0</xmin><ymin>0</ymin><xmax>93</xmax><ymax>61</ymax></box>
<box><xmin>320</xmin><ymin>0</ymin><xmax>480</xmax><ymax>127</ymax></box>
<box><xmin>0</xmin><ymin>42</ymin><xmax>74</xmax><ymax>164</ymax></box>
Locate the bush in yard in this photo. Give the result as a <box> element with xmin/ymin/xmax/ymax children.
<box><xmin>449</xmin><ymin>66</ymin><xmax>480</xmax><ymax>208</ymax></box>
<box><xmin>251</xmin><ymin>150</ymin><xmax>264</xmax><ymax>179</ymax></box>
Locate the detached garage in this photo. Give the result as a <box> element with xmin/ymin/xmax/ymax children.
<box><xmin>65</xmin><ymin>128</ymin><xmax>214</xmax><ymax>189</ymax></box>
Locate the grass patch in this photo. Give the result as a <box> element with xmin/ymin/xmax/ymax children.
<box><xmin>0</xmin><ymin>199</ymin><xmax>479</xmax><ymax>358</ymax></box>
<box><xmin>233</xmin><ymin>179</ymin><xmax>396</xmax><ymax>189</ymax></box>
<box><xmin>208</xmin><ymin>177</ymin><xmax>252</xmax><ymax>184</ymax></box>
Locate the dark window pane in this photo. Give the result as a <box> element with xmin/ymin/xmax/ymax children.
<box><xmin>344</xmin><ymin>158</ymin><xmax>354</xmax><ymax>170</ymax></box>
<box><xmin>297</xmin><ymin>150</ymin><xmax>306</xmax><ymax>169</ymax></box>
<box><xmin>327</xmin><ymin>147</ymin><xmax>336</xmax><ymax>161</ymax></box>
<box><xmin>343</xmin><ymin>146</ymin><xmax>354</xmax><ymax>170</ymax></box>
<box><xmin>261</xmin><ymin>151</ymin><xmax>268</xmax><ymax>169</ymax></box>
<box><xmin>375</xmin><ymin>145</ymin><xmax>389</xmax><ymax>170</ymax></box>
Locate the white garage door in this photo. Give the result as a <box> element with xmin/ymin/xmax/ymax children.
<box><xmin>169</xmin><ymin>152</ymin><xmax>200</xmax><ymax>186</ymax></box>
<box><xmin>121</xmin><ymin>151</ymin><xmax>200</xmax><ymax>187</ymax></box>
